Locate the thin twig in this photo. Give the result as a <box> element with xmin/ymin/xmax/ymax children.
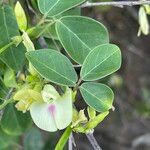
<box><xmin>86</xmin><ymin>132</ymin><xmax>102</xmax><ymax>150</ymax></box>
<box><xmin>73</xmin><ymin>78</ymin><xmax>82</xmax><ymax>92</ymax></box>
<box><xmin>73</xmin><ymin>64</ymin><xmax>82</xmax><ymax>68</ymax></box>
<box><xmin>81</xmin><ymin>1</ymin><xmax>150</xmax><ymax>8</ymax></box>
<box><xmin>69</xmin><ymin>133</ymin><xmax>73</xmax><ymax>150</ymax></box>
<box><xmin>38</xmin><ymin>37</ymin><xmax>48</xmax><ymax>48</ymax></box>
<box><xmin>68</xmin><ymin>133</ymin><xmax>76</xmax><ymax>150</ymax></box>
<box><xmin>26</xmin><ymin>0</ymin><xmax>36</xmax><ymax>15</ymax></box>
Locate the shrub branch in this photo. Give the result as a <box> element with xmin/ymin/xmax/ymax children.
<box><xmin>86</xmin><ymin>132</ymin><xmax>102</xmax><ymax>150</ymax></box>
<box><xmin>81</xmin><ymin>1</ymin><xmax>150</xmax><ymax>8</ymax></box>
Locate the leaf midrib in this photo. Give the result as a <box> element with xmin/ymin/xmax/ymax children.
<box><xmin>47</xmin><ymin>0</ymin><xmax>60</xmax><ymax>14</ymax></box>
<box><xmin>80</xmin><ymin>86</ymin><xmax>110</xmax><ymax>109</ymax></box>
<box><xmin>82</xmin><ymin>49</ymin><xmax>118</xmax><ymax>79</ymax></box>
<box><xmin>27</xmin><ymin>54</ymin><xmax>75</xmax><ymax>85</ymax></box>
<box><xmin>59</xmin><ymin>21</ymin><xmax>91</xmax><ymax>52</ymax></box>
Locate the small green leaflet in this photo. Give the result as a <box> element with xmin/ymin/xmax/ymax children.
<box><xmin>0</xmin><ymin>5</ymin><xmax>25</xmax><ymax>71</ymax></box>
<box><xmin>138</xmin><ymin>6</ymin><xmax>149</xmax><ymax>36</ymax></box>
<box><xmin>86</xmin><ymin>111</ymin><xmax>109</xmax><ymax>130</ymax></box>
<box><xmin>81</xmin><ymin>44</ymin><xmax>122</xmax><ymax>81</ymax></box>
<box><xmin>14</xmin><ymin>1</ymin><xmax>27</xmax><ymax>31</ymax></box>
<box><xmin>56</xmin><ymin>16</ymin><xmax>109</xmax><ymax>64</ymax></box>
<box><xmin>30</xmin><ymin>87</ymin><xmax>73</xmax><ymax>132</ymax></box>
<box><xmin>37</xmin><ymin>0</ymin><xmax>85</xmax><ymax>17</ymax></box>
<box><xmin>0</xmin><ymin>104</ymin><xmax>32</xmax><ymax>136</ymax></box>
<box><xmin>144</xmin><ymin>5</ymin><xmax>150</xmax><ymax>15</ymax></box>
<box><xmin>26</xmin><ymin>49</ymin><xmax>78</xmax><ymax>86</ymax></box>
<box><xmin>87</xmin><ymin>107</ymin><xmax>96</xmax><ymax>120</ymax></box>
<box><xmin>80</xmin><ymin>82</ymin><xmax>114</xmax><ymax>112</ymax></box>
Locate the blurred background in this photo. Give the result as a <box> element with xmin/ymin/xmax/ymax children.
<box><xmin>76</xmin><ymin>1</ymin><xmax>150</xmax><ymax>150</ymax></box>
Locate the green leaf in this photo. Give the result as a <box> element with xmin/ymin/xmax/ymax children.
<box><xmin>23</xmin><ymin>127</ymin><xmax>44</xmax><ymax>150</ymax></box>
<box><xmin>4</xmin><ymin>68</ymin><xmax>17</xmax><ymax>88</ymax></box>
<box><xmin>54</xmin><ymin>7</ymin><xmax>81</xmax><ymax>19</ymax></box>
<box><xmin>56</xmin><ymin>16</ymin><xmax>109</xmax><ymax>64</ymax></box>
<box><xmin>14</xmin><ymin>1</ymin><xmax>27</xmax><ymax>31</ymax></box>
<box><xmin>43</xmin><ymin>8</ymin><xmax>81</xmax><ymax>40</ymax></box>
<box><xmin>43</xmin><ymin>23</ymin><xmax>59</xmax><ymax>40</ymax></box>
<box><xmin>0</xmin><ymin>81</ymin><xmax>8</xmax><ymax>98</ymax></box>
<box><xmin>22</xmin><ymin>31</ymin><xmax>35</xmax><ymax>51</ymax></box>
<box><xmin>87</xmin><ymin>107</ymin><xmax>96</xmax><ymax>120</ymax></box>
<box><xmin>37</xmin><ymin>0</ymin><xmax>85</xmax><ymax>17</ymax></box>
<box><xmin>0</xmin><ymin>128</ymin><xmax>18</xmax><ymax>149</ymax></box>
<box><xmin>81</xmin><ymin>44</ymin><xmax>121</xmax><ymax>81</ymax></box>
<box><xmin>44</xmin><ymin>38</ymin><xmax>62</xmax><ymax>51</ymax></box>
<box><xmin>80</xmin><ymin>82</ymin><xmax>114</xmax><ymax>112</ymax></box>
<box><xmin>30</xmin><ymin>87</ymin><xmax>73</xmax><ymax>132</ymax></box>
<box><xmin>0</xmin><ymin>5</ymin><xmax>25</xmax><ymax>71</ymax></box>
<box><xmin>138</xmin><ymin>6</ymin><xmax>149</xmax><ymax>36</ymax></box>
<box><xmin>86</xmin><ymin>111</ymin><xmax>109</xmax><ymax>130</ymax></box>
<box><xmin>144</xmin><ymin>5</ymin><xmax>150</xmax><ymax>15</ymax></box>
<box><xmin>26</xmin><ymin>49</ymin><xmax>78</xmax><ymax>86</ymax></box>
<box><xmin>0</xmin><ymin>104</ymin><xmax>32</xmax><ymax>136</ymax></box>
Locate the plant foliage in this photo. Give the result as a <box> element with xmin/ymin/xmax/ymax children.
<box><xmin>0</xmin><ymin>0</ymin><xmax>122</xmax><ymax>149</ymax></box>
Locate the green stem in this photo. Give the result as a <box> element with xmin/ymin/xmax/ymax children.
<box><xmin>27</xmin><ymin>21</ymin><xmax>55</xmax><ymax>39</ymax></box>
<box><xmin>36</xmin><ymin>21</ymin><xmax>55</xmax><ymax>38</ymax></box>
<box><xmin>0</xmin><ymin>21</ymin><xmax>54</xmax><ymax>55</ymax></box>
<box><xmin>37</xmin><ymin>14</ymin><xmax>47</xmax><ymax>26</ymax></box>
<box><xmin>73</xmin><ymin>78</ymin><xmax>82</xmax><ymax>92</ymax></box>
<box><xmin>0</xmin><ymin>99</ymin><xmax>13</xmax><ymax>110</ymax></box>
<box><xmin>0</xmin><ymin>41</ymin><xmax>15</xmax><ymax>54</ymax></box>
<box><xmin>55</xmin><ymin>126</ymin><xmax>72</xmax><ymax>150</ymax></box>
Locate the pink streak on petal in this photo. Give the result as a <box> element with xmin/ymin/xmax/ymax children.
<box><xmin>48</xmin><ymin>104</ymin><xmax>56</xmax><ymax>118</ymax></box>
